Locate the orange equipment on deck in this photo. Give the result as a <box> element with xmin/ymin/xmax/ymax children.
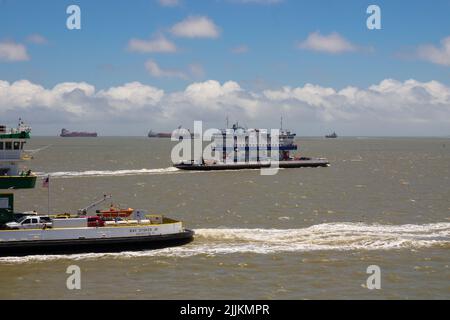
<box><xmin>97</xmin><ymin>205</ymin><xmax>134</xmax><ymax>218</ymax></box>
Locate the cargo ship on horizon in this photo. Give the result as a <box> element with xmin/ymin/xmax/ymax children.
<box><xmin>148</xmin><ymin>126</ymin><xmax>197</xmax><ymax>139</ymax></box>
<box><xmin>148</xmin><ymin>130</ymin><xmax>172</xmax><ymax>138</ymax></box>
<box><xmin>325</xmin><ymin>132</ymin><xmax>338</xmax><ymax>139</ymax></box>
<box><xmin>60</xmin><ymin>128</ymin><xmax>98</xmax><ymax>137</ymax></box>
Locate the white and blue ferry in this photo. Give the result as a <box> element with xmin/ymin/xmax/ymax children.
<box><xmin>174</xmin><ymin>122</ymin><xmax>329</xmax><ymax>171</ymax></box>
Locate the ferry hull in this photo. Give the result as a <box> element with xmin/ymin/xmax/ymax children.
<box><xmin>0</xmin><ymin>176</ymin><xmax>37</xmax><ymax>189</ymax></box>
<box><xmin>60</xmin><ymin>133</ymin><xmax>98</xmax><ymax>138</ymax></box>
<box><xmin>0</xmin><ymin>229</ymin><xmax>194</xmax><ymax>257</ymax></box>
<box><xmin>174</xmin><ymin>160</ymin><xmax>330</xmax><ymax>171</ymax></box>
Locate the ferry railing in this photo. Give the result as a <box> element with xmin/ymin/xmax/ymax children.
<box><xmin>0</xmin><ymin>151</ymin><xmax>23</xmax><ymax>160</ymax></box>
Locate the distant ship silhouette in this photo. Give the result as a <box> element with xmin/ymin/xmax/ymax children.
<box><xmin>326</xmin><ymin>132</ymin><xmax>338</xmax><ymax>138</ymax></box>
<box><xmin>60</xmin><ymin>128</ymin><xmax>97</xmax><ymax>137</ymax></box>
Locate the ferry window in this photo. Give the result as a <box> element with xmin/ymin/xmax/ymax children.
<box><xmin>20</xmin><ymin>142</ymin><xmax>25</xmax><ymax>149</ymax></box>
<box><xmin>5</xmin><ymin>142</ymin><xmax>12</xmax><ymax>150</ymax></box>
<box><xmin>13</xmin><ymin>142</ymin><xmax>20</xmax><ymax>150</ymax></box>
<box><xmin>0</xmin><ymin>142</ymin><xmax>3</xmax><ymax>150</ymax></box>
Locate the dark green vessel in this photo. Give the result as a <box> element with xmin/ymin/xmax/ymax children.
<box><xmin>0</xmin><ymin>176</ymin><xmax>37</xmax><ymax>189</ymax></box>
<box><xmin>0</xmin><ymin>119</ymin><xmax>36</xmax><ymax>189</ymax></box>
<box><xmin>0</xmin><ymin>120</ymin><xmax>37</xmax><ymax>226</ymax></box>
<box><xmin>0</xmin><ymin>193</ymin><xmax>15</xmax><ymax>226</ymax></box>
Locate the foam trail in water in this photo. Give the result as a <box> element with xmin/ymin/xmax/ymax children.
<box><xmin>36</xmin><ymin>167</ymin><xmax>284</xmax><ymax>178</ymax></box>
<box><xmin>36</xmin><ymin>167</ymin><xmax>180</xmax><ymax>178</ymax></box>
<box><xmin>1</xmin><ymin>222</ymin><xmax>449</xmax><ymax>263</ymax></box>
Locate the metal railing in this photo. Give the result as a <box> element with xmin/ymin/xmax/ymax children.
<box><xmin>0</xmin><ymin>151</ymin><xmax>23</xmax><ymax>160</ymax></box>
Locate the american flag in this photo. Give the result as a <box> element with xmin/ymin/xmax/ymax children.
<box><xmin>42</xmin><ymin>175</ymin><xmax>49</xmax><ymax>188</ymax></box>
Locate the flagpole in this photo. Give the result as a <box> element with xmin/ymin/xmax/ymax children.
<box><xmin>47</xmin><ymin>175</ymin><xmax>50</xmax><ymax>216</ymax></box>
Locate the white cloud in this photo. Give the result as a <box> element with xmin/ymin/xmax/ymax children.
<box><xmin>158</xmin><ymin>0</ymin><xmax>180</xmax><ymax>7</ymax></box>
<box><xmin>170</xmin><ymin>16</ymin><xmax>220</xmax><ymax>39</ymax></box>
<box><xmin>98</xmin><ymin>82</ymin><xmax>164</xmax><ymax>110</ymax></box>
<box><xmin>145</xmin><ymin>59</ymin><xmax>188</xmax><ymax>79</ymax></box>
<box><xmin>416</xmin><ymin>36</ymin><xmax>450</xmax><ymax>66</ymax></box>
<box><xmin>184</xmin><ymin>80</ymin><xmax>241</xmax><ymax>101</ymax></box>
<box><xmin>231</xmin><ymin>45</ymin><xmax>249</xmax><ymax>54</ymax></box>
<box><xmin>297</xmin><ymin>32</ymin><xmax>358</xmax><ymax>54</ymax></box>
<box><xmin>1</xmin><ymin>79</ymin><xmax>449</xmax><ymax>136</ymax></box>
<box><xmin>0</xmin><ymin>41</ymin><xmax>29</xmax><ymax>62</ymax></box>
<box><xmin>128</xmin><ymin>34</ymin><xmax>177</xmax><ymax>53</ymax></box>
<box><xmin>0</xmin><ymin>80</ymin><xmax>95</xmax><ymax>116</ymax></box>
<box><xmin>26</xmin><ymin>34</ymin><xmax>48</xmax><ymax>45</ymax></box>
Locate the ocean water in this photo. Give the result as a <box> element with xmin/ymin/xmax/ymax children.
<box><xmin>0</xmin><ymin>137</ymin><xmax>449</xmax><ymax>299</ymax></box>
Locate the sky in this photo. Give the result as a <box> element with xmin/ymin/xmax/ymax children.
<box><xmin>0</xmin><ymin>0</ymin><xmax>450</xmax><ymax>136</ymax></box>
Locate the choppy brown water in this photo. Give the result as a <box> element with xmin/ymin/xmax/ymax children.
<box><xmin>0</xmin><ymin>137</ymin><xmax>449</xmax><ymax>299</ymax></box>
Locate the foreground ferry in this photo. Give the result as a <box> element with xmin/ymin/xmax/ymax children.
<box><xmin>174</xmin><ymin>123</ymin><xmax>329</xmax><ymax>171</ymax></box>
<box><xmin>0</xmin><ymin>216</ymin><xmax>194</xmax><ymax>257</ymax></box>
<box><xmin>0</xmin><ymin>120</ymin><xmax>36</xmax><ymax>189</ymax></box>
<box><xmin>0</xmin><ymin>194</ymin><xmax>194</xmax><ymax>257</ymax></box>
<box><xmin>0</xmin><ymin>124</ymin><xmax>193</xmax><ymax>256</ymax></box>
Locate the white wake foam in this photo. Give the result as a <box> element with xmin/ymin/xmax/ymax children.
<box><xmin>1</xmin><ymin>222</ymin><xmax>449</xmax><ymax>263</ymax></box>
<box><xmin>36</xmin><ymin>167</ymin><xmax>180</xmax><ymax>178</ymax></box>
<box><xmin>36</xmin><ymin>166</ymin><xmax>284</xmax><ymax>178</ymax></box>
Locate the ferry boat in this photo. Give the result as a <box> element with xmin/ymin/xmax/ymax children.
<box><xmin>0</xmin><ymin>120</ymin><xmax>36</xmax><ymax>189</ymax></box>
<box><xmin>174</xmin><ymin>122</ymin><xmax>329</xmax><ymax>171</ymax></box>
<box><xmin>0</xmin><ymin>124</ymin><xmax>194</xmax><ymax>256</ymax></box>
<box><xmin>0</xmin><ymin>193</ymin><xmax>194</xmax><ymax>257</ymax></box>
<box><xmin>60</xmin><ymin>128</ymin><xmax>98</xmax><ymax>137</ymax></box>
<box><xmin>0</xmin><ymin>216</ymin><xmax>194</xmax><ymax>257</ymax></box>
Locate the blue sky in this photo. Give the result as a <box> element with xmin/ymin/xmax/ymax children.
<box><xmin>1</xmin><ymin>0</ymin><xmax>449</xmax><ymax>90</ymax></box>
<box><xmin>1</xmin><ymin>0</ymin><xmax>450</xmax><ymax>135</ymax></box>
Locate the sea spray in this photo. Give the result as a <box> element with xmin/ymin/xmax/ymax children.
<box><xmin>1</xmin><ymin>222</ymin><xmax>448</xmax><ymax>264</ymax></box>
<box><xmin>36</xmin><ymin>167</ymin><xmax>180</xmax><ymax>178</ymax></box>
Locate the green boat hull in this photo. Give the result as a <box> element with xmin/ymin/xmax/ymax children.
<box><xmin>0</xmin><ymin>193</ymin><xmax>14</xmax><ymax>226</ymax></box>
<box><xmin>0</xmin><ymin>176</ymin><xmax>37</xmax><ymax>189</ymax></box>
<box><xmin>0</xmin><ymin>131</ymin><xmax>30</xmax><ymax>139</ymax></box>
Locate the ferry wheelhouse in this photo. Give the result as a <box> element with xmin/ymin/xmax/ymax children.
<box><xmin>212</xmin><ymin>123</ymin><xmax>298</xmax><ymax>163</ymax></box>
<box><xmin>0</xmin><ymin>119</ymin><xmax>36</xmax><ymax>189</ymax></box>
